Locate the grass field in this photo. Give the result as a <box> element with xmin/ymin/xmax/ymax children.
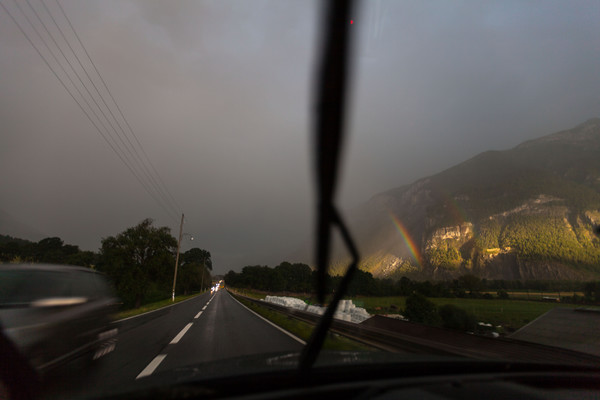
<box><xmin>350</xmin><ymin>296</ymin><xmax>590</xmax><ymax>331</ymax></box>
<box><xmin>428</xmin><ymin>298</ymin><xmax>580</xmax><ymax>329</ymax></box>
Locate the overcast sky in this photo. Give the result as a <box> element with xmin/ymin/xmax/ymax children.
<box><xmin>1</xmin><ymin>0</ymin><xmax>599</xmax><ymax>274</ymax></box>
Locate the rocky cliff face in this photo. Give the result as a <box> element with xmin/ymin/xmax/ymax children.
<box><xmin>425</xmin><ymin>223</ymin><xmax>473</xmax><ymax>250</ymax></box>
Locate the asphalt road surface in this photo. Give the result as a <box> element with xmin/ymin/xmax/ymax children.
<box><xmin>45</xmin><ymin>289</ymin><xmax>304</xmax><ymax>398</ymax></box>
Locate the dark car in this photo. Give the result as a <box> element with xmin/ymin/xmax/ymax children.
<box><xmin>0</xmin><ymin>264</ymin><xmax>119</xmax><ymax>372</ymax></box>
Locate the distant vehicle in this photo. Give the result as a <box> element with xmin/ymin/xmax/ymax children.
<box><xmin>0</xmin><ymin>264</ymin><xmax>119</xmax><ymax>372</ymax></box>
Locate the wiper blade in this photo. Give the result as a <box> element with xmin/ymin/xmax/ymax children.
<box><xmin>300</xmin><ymin>207</ymin><xmax>359</xmax><ymax>372</ymax></box>
<box><xmin>300</xmin><ymin>0</ymin><xmax>357</xmax><ymax>373</ymax></box>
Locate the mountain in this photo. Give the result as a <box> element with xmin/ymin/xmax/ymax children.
<box><xmin>335</xmin><ymin>118</ymin><xmax>600</xmax><ymax>281</ymax></box>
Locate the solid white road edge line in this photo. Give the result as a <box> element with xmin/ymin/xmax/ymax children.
<box><xmin>136</xmin><ymin>354</ymin><xmax>167</xmax><ymax>379</ymax></box>
<box><xmin>229</xmin><ymin>293</ymin><xmax>306</xmax><ymax>345</ymax></box>
<box><xmin>170</xmin><ymin>322</ymin><xmax>193</xmax><ymax>344</ymax></box>
<box><xmin>194</xmin><ymin>311</ymin><xmax>203</xmax><ymax>319</ymax></box>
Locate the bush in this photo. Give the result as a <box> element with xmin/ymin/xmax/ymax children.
<box><xmin>497</xmin><ymin>289</ymin><xmax>509</xmax><ymax>299</ymax></box>
<box><xmin>404</xmin><ymin>293</ymin><xmax>440</xmax><ymax>325</ymax></box>
<box><xmin>438</xmin><ymin>304</ymin><xmax>477</xmax><ymax>331</ymax></box>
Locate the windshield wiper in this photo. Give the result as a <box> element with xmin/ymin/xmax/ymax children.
<box><xmin>299</xmin><ymin>0</ymin><xmax>358</xmax><ymax>373</ymax></box>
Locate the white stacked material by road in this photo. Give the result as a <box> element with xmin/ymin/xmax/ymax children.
<box><xmin>306</xmin><ymin>305</ymin><xmax>325</xmax><ymax>315</ymax></box>
<box><xmin>263</xmin><ymin>296</ymin><xmax>370</xmax><ymax>324</ymax></box>
<box><xmin>263</xmin><ymin>296</ymin><xmax>307</xmax><ymax>309</ymax></box>
<box><xmin>335</xmin><ymin>299</ymin><xmax>371</xmax><ymax>323</ymax></box>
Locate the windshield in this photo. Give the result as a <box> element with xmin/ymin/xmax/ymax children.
<box><xmin>1</xmin><ymin>0</ymin><xmax>600</xmax><ymax>398</ymax></box>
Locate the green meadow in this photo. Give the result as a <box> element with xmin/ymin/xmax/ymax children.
<box><xmin>351</xmin><ymin>295</ymin><xmax>584</xmax><ymax>330</ymax></box>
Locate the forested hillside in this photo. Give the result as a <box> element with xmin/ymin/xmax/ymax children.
<box><xmin>328</xmin><ymin>118</ymin><xmax>600</xmax><ymax>280</ymax></box>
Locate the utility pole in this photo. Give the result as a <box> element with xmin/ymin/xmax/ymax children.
<box><xmin>172</xmin><ymin>213</ymin><xmax>184</xmax><ymax>301</ymax></box>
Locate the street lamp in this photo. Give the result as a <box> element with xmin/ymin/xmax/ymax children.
<box><xmin>172</xmin><ymin>214</ymin><xmax>194</xmax><ymax>301</ymax></box>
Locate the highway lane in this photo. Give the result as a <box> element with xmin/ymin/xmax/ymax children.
<box><xmin>45</xmin><ymin>289</ymin><xmax>303</xmax><ymax>398</ymax></box>
<box><xmin>154</xmin><ymin>289</ymin><xmax>304</xmax><ymax>374</ymax></box>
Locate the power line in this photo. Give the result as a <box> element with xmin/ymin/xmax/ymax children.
<box><xmin>48</xmin><ymin>0</ymin><xmax>182</xmax><ymax>214</ymax></box>
<box><xmin>15</xmin><ymin>0</ymin><xmax>179</xmax><ymax>222</ymax></box>
<box><xmin>52</xmin><ymin>0</ymin><xmax>183</xmax><ymax>214</ymax></box>
<box><xmin>31</xmin><ymin>0</ymin><xmax>181</xmax><ymax>217</ymax></box>
<box><xmin>2</xmin><ymin>0</ymin><xmax>183</xmax><ymax>222</ymax></box>
<box><xmin>1</xmin><ymin>0</ymin><xmax>180</xmax><ymax>222</ymax></box>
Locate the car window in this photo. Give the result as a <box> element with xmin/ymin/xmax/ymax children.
<box><xmin>71</xmin><ymin>271</ymin><xmax>100</xmax><ymax>299</ymax></box>
<box><xmin>0</xmin><ymin>270</ymin><xmax>72</xmax><ymax>304</ymax></box>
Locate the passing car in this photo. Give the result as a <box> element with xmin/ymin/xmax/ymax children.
<box><xmin>0</xmin><ymin>264</ymin><xmax>119</xmax><ymax>372</ymax></box>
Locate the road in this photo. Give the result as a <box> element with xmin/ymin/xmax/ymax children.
<box><xmin>46</xmin><ymin>289</ymin><xmax>304</xmax><ymax>398</ymax></box>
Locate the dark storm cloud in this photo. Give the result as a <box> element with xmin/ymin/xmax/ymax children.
<box><xmin>1</xmin><ymin>0</ymin><xmax>598</xmax><ymax>273</ymax></box>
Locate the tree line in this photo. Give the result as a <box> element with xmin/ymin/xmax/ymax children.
<box><xmin>225</xmin><ymin>262</ymin><xmax>600</xmax><ymax>304</ymax></box>
<box><xmin>0</xmin><ymin>219</ymin><xmax>212</xmax><ymax>309</ymax></box>
<box><xmin>0</xmin><ymin>234</ymin><xmax>97</xmax><ymax>266</ymax></box>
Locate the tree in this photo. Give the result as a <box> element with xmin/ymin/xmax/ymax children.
<box><xmin>180</xmin><ymin>248</ymin><xmax>213</xmax><ymax>293</ymax></box>
<box><xmin>438</xmin><ymin>304</ymin><xmax>476</xmax><ymax>331</ymax></box>
<box><xmin>347</xmin><ymin>270</ymin><xmax>377</xmax><ymax>296</ymax></box>
<box><xmin>274</xmin><ymin>262</ymin><xmax>312</xmax><ymax>292</ymax></box>
<box><xmin>458</xmin><ymin>274</ymin><xmax>482</xmax><ymax>295</ymax></box>
<box><xmin>183</xmin><ymin>248</ymin><xmax>212</xmax><ymax>271</ymax></box>
<box><xmin>584</xmin><ymin>281</ymin><xmax>600</xmax><ymax>302</ymax></box>
<box><xmin>98</xmin><ymin>218</ymin><xmax>177</xmax><ymax>308</ymax></box>
<box><xmin>426</xmin><ymin>243</ymin><xmax>462</xmax><ymax>269</ymax></box>
<box><xmin>224</xmin><ymin>270</ymin><xmax>241</xmax><ymax>287</ymax></box>
<box><xmin>66</xmin><ymin>250</ymin><xmax>98</xmax><ymax>268</ymax></box>
<box><xmin>404</xmin><ymin>293</ymin><xmax>440</xmax><ymax>325</ymax></box>
<box><xmin>397</xmin><ymin>276</ymin><xmax>414</xmax><ymax>296</ymax></box>
<box><xmin>36</xmin><ymin>237</ymin><xmax>66</xmax><ymax>263</ymax></box>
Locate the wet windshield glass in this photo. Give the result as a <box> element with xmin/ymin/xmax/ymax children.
<box><xmin>1</xmin><ymin>0</ymin><xmax>600</xmax><ymax>398</ymax></box>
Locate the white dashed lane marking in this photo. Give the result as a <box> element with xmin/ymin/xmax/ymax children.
<box><xmin>136</xmin><ymin>354</ymin><xmax>167</xmax><ymax>379</ymax></box>
<box><xmin>170</xmin><ymin>322</ymin><xmax>193</xmax><ymax>344</ymax></box>
<box><xmin>137</xmin><ymin>294</ymin><xmax>216</xmax><ymax>379</ymax></box>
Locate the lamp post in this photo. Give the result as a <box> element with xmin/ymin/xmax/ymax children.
<box><xmin>172</xmin><ymin>213</ymin><xmax>195</xmax><ymax>302</ymax></box>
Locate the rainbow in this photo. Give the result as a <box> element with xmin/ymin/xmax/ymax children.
<box><xmin>389</xmin><ymin>213</ymin><xmax>423</xmax><ymax>267</ymax></box>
